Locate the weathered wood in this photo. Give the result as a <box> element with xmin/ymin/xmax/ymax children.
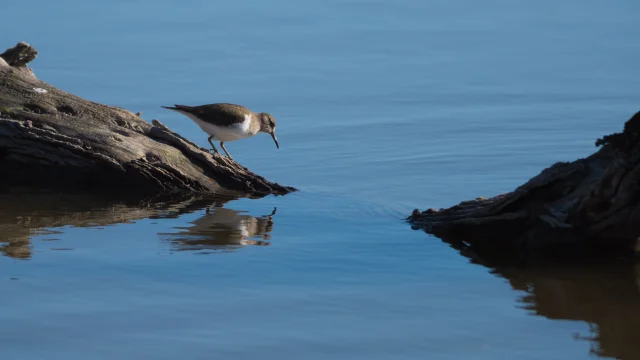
<box><xmin>408</xmin><ymin>111</ymin><xmax>640</xmax><ymax>263</ymax></box>
<box><xmin>0</xmin><ymin>42</ymin><xmax>37</xmax><ymax>67</ymax></box>
<box><xmin>0</xmin><ymin>42</ymin><xmax>295</xmax><ymax>197</ymax></box>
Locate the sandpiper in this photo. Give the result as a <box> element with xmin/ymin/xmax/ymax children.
<box><xmin>161</xmin><ymin>103</ymin><xmax>279</xmax><ymax>160</ymax></box>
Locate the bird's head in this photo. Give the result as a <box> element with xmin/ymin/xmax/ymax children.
<box><xmin>258</xmin><ymin>112</ymin><xmax>279</xmax><ymax>149</ymax></box>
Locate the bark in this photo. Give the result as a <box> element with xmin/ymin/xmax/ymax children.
<box><xmin>0</xmin><ymin>42</ymin><xmax>295</xmax><ymax>197</ymax></box>
<box><xmin>408</xmin><ymin>110</ymin><xmax>640</xmax><ymax>263</ymax></box>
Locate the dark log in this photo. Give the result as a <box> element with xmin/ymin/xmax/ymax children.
<box><xmin>408</xmin><ymin>110</ymin><xmax>640</xmax><ymax>263</ymax></box>
<box><xmin>0</xmin><ymin>42</ymin><xmax>295</xmax><ymax>197</ymax></box>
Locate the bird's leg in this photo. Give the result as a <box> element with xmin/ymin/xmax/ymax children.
<box><xmin>207</xmin><ymin>135</ymin><xmax>220</xmax><ymax>155</ymax></box>
<box><xmin>220</xmin><ymin>142</ymin><xmax>233</xmax><ymax>160</ymax></box>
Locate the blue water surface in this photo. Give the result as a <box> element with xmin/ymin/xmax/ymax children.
<box><xmin>1</xmin><ymin>0</ymin><xmax>640</xmax><ymax>359</ymax></box>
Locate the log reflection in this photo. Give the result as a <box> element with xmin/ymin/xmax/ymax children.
<box><xmin>0</xmin><ymin>188</ymin><xmax>248</xmax><ymax>259</ymax></box>
<box><xmin>439</xmin><ymin>234</ymin><xmax>640</xmax><ymax>359</ymax></box>
<box><xmin>495</xmin><ymin>262</ymin><xmax>640</xmax><ymax>358</ymax></box>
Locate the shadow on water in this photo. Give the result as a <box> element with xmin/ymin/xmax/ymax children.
<box><xmin>0</xmin><ymin>187</ymin><xmax>277</xmax><ymax>259</ymax></box>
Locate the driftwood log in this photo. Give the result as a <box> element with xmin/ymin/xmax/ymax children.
<box><xmin>0</xmin><ymin>42</ymin><xmax>295</xmax><ymax>197</ymax></box>
<box><xmin>408</xmin><ymin>110</ymin><xmax>640</xmax><ymax>264</ymax></box>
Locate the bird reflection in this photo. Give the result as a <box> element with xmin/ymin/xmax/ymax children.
<box><xmin>164</xmin><ymin>207</ymin><xmax>277</xmax><ymax>253</ymax></box>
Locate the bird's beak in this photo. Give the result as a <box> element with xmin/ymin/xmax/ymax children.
<box><xmin>271</xmin><ymin>132</ymin><xmax>279</xmax><ymax>149</ymax></box>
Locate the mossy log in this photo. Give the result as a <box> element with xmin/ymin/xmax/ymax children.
<box><xmin>0</xmin><ymin>42</ymin><xmax>295</xmax><ymax>197</ymax></box>
<box><xmin>408</xmin><ymin>111</ymin><xmax>640</xmax><ymax>263</ymax></box>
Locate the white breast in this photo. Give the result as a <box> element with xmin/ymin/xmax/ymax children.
<box><xmin>179</xmin><ymin>112</ymin><xmax>257</xmax><ymax>142</ymax></box>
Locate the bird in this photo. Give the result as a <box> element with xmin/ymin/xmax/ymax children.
<box><xmin>161</xmin><ymin>103</ymin><xmax>279</xmax><ymax>160</ymax></box>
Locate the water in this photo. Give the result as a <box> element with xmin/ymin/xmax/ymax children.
<box><xmin>2</xmin><ymin>0</ymin><xmax>640</xmax><ymax>358</ymax></box>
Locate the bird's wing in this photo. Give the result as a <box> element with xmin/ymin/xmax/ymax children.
<box><xmin>186</xmin><ymin>104</ymin><xmax>250</xmax><ymax>127</ymax></box>
<box><xmin>164</xmin><ymin>103</ymin><xmax>252</xmax><ymax>126</ymax></box>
